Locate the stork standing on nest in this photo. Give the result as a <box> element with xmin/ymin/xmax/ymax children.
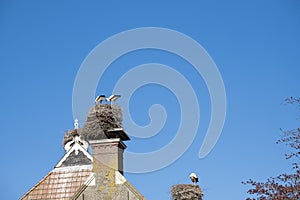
<box><xmin>189</xmin><ymin>173</ymin><xmax>199</xmax><ymax>184</ymax></box>
<box><xmin>95</xmin><ymin>95</ymin><xmax>106</xmax><ymax>104</ymax></box>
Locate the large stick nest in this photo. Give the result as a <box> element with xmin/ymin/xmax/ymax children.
<box><xmin>171</xmin><ymin>184</ymin><xmax>203</xmax><ymax>200</ymax></box>
<box><xmin>80</xmin><ymin>104</ymin><xmax>122</xmax><ymax>141</ymax></box>
<box><xmin>62</xmin><ymin>104</ymin><xmax>123</xmax><ymax>145</ymax></box>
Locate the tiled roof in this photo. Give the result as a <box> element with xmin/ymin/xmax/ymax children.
<box><xmin>20</xmin><ymin>166</ymin><xmax>93</xmax><ymax>200</ymax></box>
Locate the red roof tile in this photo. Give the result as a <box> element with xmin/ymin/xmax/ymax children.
<box><xmin>21</xmin><ymin>167</ymin><xmax>93</xmax><ymax>200</ymax></box>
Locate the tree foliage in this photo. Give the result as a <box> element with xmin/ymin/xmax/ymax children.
<box><xmin>243</xmin><ymin>97</ymin><xmax>300</xmax><ymax>200</ymax></box>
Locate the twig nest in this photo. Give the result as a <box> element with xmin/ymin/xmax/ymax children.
<box><xmin>80</xmin><ymin>104</ymin><xmax>123</xmax><ymax>141</ymax></box>
<box><xmin>171</xmin><ymin>184</ymin><xmax>203</xmax><ymax>200</ymax></box>
<box><xmin>62</xmin><ymin>129</ymin><xmax>79</xmax><ymax>147</ymax></box>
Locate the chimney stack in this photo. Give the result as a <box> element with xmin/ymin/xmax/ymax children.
<box><xmin>90</xmin><ymin>137</ymin><xmax>127</xmax><ymax>174</ymax></box>
<box><xmin>89</xmin><ymin>126</ymin><xmax>130</xmax><ymax>174</ymax></box>
<box><xmin>79</xmin><ymin>97</ymin><xmax>130</xmax><ymax>174</ymax></box>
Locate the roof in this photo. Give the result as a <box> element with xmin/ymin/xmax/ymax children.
<box><xmin>21</xmin><ymin>137</ymin><xmax>94</xmax><ymax>200</ymax></box>
<box><xmin>20</xmin><ymin>166</ymin><xmax>93</xmax><ymax>200</ymax></box>
<box><xmin>20</xmin><ymin>128</ymin><xmax>144</xmax><ymax>199</ymax></box>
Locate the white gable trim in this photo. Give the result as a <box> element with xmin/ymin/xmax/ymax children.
<box><xmin>55</xmin><ymin>141</ymin><xmax>93</xmax><ymax>168</ymax></box>
<box><xmin>71</xmin><ymin>172</ymin><xmax>96</xmax><ymax>200</ymax></box>
<box><xmin>84</xmin><ymin>173</ymin><xmax>96</xmax><ymax>186</ymax></box>
<box><xmin>52</xmin><ymin>164</ymin><xmax>92</xmax><ymax>172</ymax></box>
<box><xmin>115</xmin><ymin>171</ymin><xmax>127</xmax><ymax>185</ymax></box>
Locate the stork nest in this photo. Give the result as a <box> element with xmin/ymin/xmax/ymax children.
<box><xmin>80</xmin><ymin>104</ymin><xmax>122</xmax><ymax>141</ymax></box>
<box><xmin>62</xmin><ymin>129</ymin><xmax>80</xmax><ymax>146</ymax></box>
<box><xmin>171</xmin><ymin>184</ymin><xmax>203</xmax><ymax>200</ymax></box>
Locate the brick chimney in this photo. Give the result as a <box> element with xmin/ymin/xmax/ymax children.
<box><xmin>89</xmin><ymin>129</ymin><xmax>130</xmax><ymax>174</ymax></box>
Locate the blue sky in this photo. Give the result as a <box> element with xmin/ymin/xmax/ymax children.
<box><xmin>1</xmin><ymin>1</ymin><xmax>300</xmax><ymax>199</ymax></box>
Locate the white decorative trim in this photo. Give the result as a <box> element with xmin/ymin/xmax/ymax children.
<box><xmin>52</xmin><ymin>164</ymin><xmax>92</xmax><ymax>172</ymax></box>
<box><xmin>84</xmin><ymin>173</ymin><xmax>96</xmax><ymax>186</ymax></box>
<box><xmin>89</xmin><ymin>138</ymin><xmax>121</xmax><ymax>143</ymax></box>
<box><xmin>74</xmin><ymin>118</ymin><xmax>79</xmax><ymax>129</ymax></box>
<box><xmin>64</xmin><ymin>135</ymin><xmax>89</xmax><ymax>151</ymax></box>
<box><xmin>89</xmin><ymin>138</ymin><xmax>127</xmax><ymax>149</ymax></box>
<box><xmin>115</xmin><ymin>171</ymin><xmax>127</xmax><ymax>185</ymax></box>
<box><xmin>55</xmin><ymin>141</ymin><xmax>93</xmax><ymax>168</ymax></box>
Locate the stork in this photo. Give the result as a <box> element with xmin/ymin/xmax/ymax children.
<box><xmin>106</xmin><ymin>94</ymin><xmax>121</xmax><ymax>103</ymax></box>
<box><xmin>189</xmin><ymin>173</ymin><xmax>199</xmax><ymax>184</ymax></box>
<box><xmin>95</xmin><ymin>95</ymin><xmax>106</xmax><ymax>104</ymax></box>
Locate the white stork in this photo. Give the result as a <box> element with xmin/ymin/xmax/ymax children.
<box><xmin>106</xmin><ymin>94</ymin><xmax>121</xmax><ymax>103</ymax></box>
<box><xmin>95</xmin><ymin>95</ymin><xmax>106</xmax><ymax>104</ymax></box>
<box><xmin>189</xmin><ymin>173</ymin><xmax>199</xmax><ymax>184</ymax></box>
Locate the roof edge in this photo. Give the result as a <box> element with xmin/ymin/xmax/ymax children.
<box><xmin>71</xmin><ymin>173</ymin><xmax>96</xmax><ymax>200</ymax></box>
<box><xmin>20</xmin><ymin>171</ymin><xmax>53</xmax><ymax>200</ymax></box>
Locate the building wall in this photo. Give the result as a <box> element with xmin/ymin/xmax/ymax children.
<box><xmin>74</xmin><ymin>160</ymin><xmax>145</xmax><ymax>200</ymax></box>
<box><xmin>76</xmin><ymin>185</ymin><xmax>143</xmax><ymax>200</ymax></box>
